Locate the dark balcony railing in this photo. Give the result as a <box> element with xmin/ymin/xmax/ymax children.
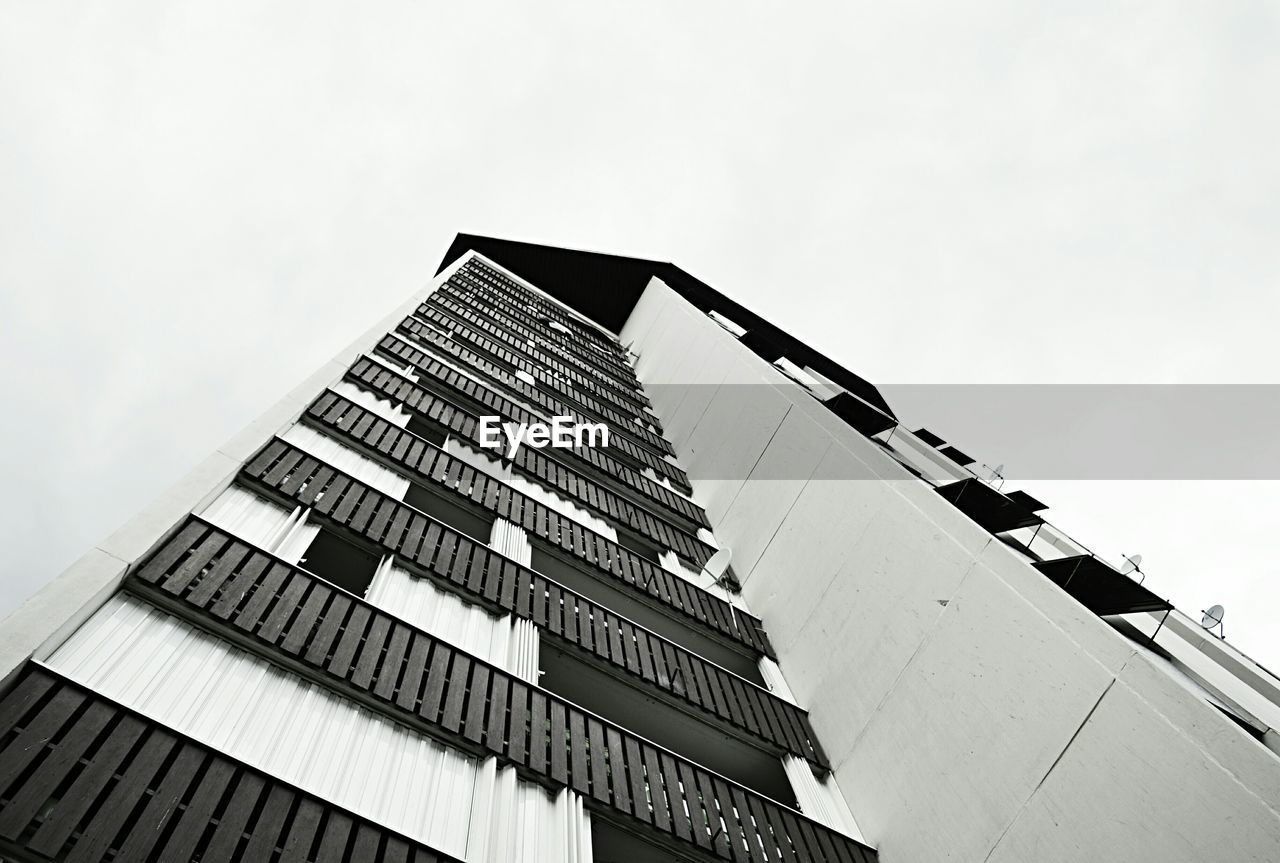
<box><xmin>453</xmin><ymin>260</ymin><xmax>632</xmax><ymax>363</ymax></box>
<box><xmin>380</xmin><ymin>328</ymin><xmax>676</xmax><ymax>459</ymax></box>
<box><xmin>419</xmin><ymin>299</ymin><xmax>651</xmax><ymax>414</ymax></box>
<box><xmin>429</xmin><ymin>289</ymin><xmax>643</xmax><ymax>404</ymax></box>
<box><xmin>311</xmin><ymin>391</ymin><xmax>706</xmax><ymax>567</ymax></box>
<box><xmin>345</xmin><ymin>356</ymin><xmax>707</xmax><ymax>531</ymax></box>
<box><xmin>243</xmin><ymin>439</ymin><xmax>773</xmax><ymax>660</ymax></box>
<box><xmin>442</xmin><ymin>274</ymin><xmax>639</xmax><ymax>385</ymax></box>
<box><xmin>0</xmin><ymin>666</ymin><xmax>460</xmax><ymax>863</ymax></box>
<box><xmin>396</xmin><ymin>332</ymin><xmax>690</xmax><ymax>493</ymax></box>
<box><xmin>409</xmin><ymin>309</ymin><xmax>655</xmax><ymax>423</ymax></box>
<box><xmin>457</xmin><ymin>259</ymin><xmax>617</xmax><ymax>343</ymax></box>
<box><xmin>398</xmin><ymin>313</ymin><xmax>666</xmax><ymax>438</ymax></box>
<box><xmin>144</xmin><ymin>515</ymin><xmax>818</xmax><ymax>766</ymax></box>
<box><xmin>127</xmin><ymin>523</ymin><xmax>875</xmax><ymax>863</ymax></box>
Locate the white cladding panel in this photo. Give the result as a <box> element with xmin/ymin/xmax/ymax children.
<box><xmin>468</xmin><ymin>760</ymin><xmax>593</xmax><ymax>863</ymax></box>
<box><xmin>444</xmin><ymin>438</ymin><xmax>618</xmax><ymax>541</ymax></box>
<box><xmin>783</xmin><ymin>755</ymin><xmax>864</xmax><ymax>842</ymax></box>
<box><xmin>200</xmin><ymin>486</ymin><xmax>318</xmax><ymax>565</ymax></box>
<box><xmin>332</xmin><ymin>380</ymin><xmax>411</xmax><ymax>426</ymax></box>
<box><xmin>281</xmin><ymin>423</ymin><xmax>411</xmax><ymax>499</ymax></box>
<box><xmin>365</xmin><ymin>557</ymin><xmax>540</xmax><ymax>684</ymax></box>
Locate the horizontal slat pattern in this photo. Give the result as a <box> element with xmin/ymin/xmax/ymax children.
<box><xmin>194</xmin><ymin>507</ymin><xmax>807</xmax><ymax>763</ymax></box>
<box><xmin>452</xmin><ymin>260</ymin><xmax>629</xmax><ymax>363</ymax></box>
<box><xmin>387</xmin><ymin>323</ymin><xmax>673</xmax><ymax>455</ymax></box>
<box><xmin>127</xmin><ymin>524</ymin><xmax>872</xmax><ymax>863</ymax></box>
<box><xmin>439</xmin><ymin>271</ymin><xmax>641</xmax><ymax>388</ymax></box>
<box><xmin>426</xmin><ymin>292</ymin><xmax>649</xmax><ymax>423</ymax></box>
<box><xmin>410</xmin><ymin>310</ymin><xmax>656</xmax><ymax>426</ymax></box>
<box><xmin>346</xmin><ymin>355</ymin><xmax>710</xmax><ymax>532</ymax></box>
<box><xmin>416</xmin><ymin>299</ymin><xmax>651</xmax><ymax>415</ymax></box>
<box><xmin>456</xmin><ymin>259</ymin><xmax>621</xmax><ymax>351</ymax></box>
<box><xmin>441</xmin><ymin>272</ymin><xmax>640</xmax><ymax>388</ymax></box>
<box><xmin>311</xmin><ymin>390</ymin><xmax>709</xmax><ymax>569</ymax></box>
<box><xmin>243</xmin><ymin>439</ymin><xmax>770</xmax><ymax>660</ymax></box>
<box><xmin>396</xmin><ymin>325</ymin><xmax>690</xmax><ymax>492</ymax></box>
<box><xmin>0</xmin><ymin>666</ymin><xmax>460</xmax><ymax>863</ymax></box>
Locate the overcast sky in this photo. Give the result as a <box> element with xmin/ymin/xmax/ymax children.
<box><xmin>3</xmin><ymin>3</ymin><xmax>1279</xmax><ymax>665</ymax></box>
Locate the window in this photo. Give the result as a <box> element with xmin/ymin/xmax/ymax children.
<box><xmin>298</xmin><ymin>528</ymin><xmax>381</xmax><ymax>596</ymax></box>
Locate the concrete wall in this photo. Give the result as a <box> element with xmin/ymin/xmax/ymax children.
<box><xmin>622</xmin><ymin>278</ymin><xmax>1280</xmax><ymax>863</ymax></box>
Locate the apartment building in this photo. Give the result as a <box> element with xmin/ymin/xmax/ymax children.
<box><xmin>1</xmin><ymin>235</ymin><xmax>1277</xmax><ymax>861</ymax></box>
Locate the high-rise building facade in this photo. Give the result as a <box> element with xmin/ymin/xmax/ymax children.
<box><xmin>1</xmin><ymin>236</ymin><xmax>1278</xmax><ymax>862</ymax></box>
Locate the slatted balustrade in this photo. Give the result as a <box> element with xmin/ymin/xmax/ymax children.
<box><xmin>346</xmin><ymin>356</ymin><xmax>707</xmax><ymax>530</ymax></box>
<box><xmin>379</xmin><ymin>329</ymin><xmax>676</xmax><ymax>458</ymax></box>
<box><xmin>397</xmin><ymin>314</ymin><xmax>667</xmax><ymax>440</ymax></box>
<box><xmin>452</xmin><ymin>261</ymin><xmax>630</xmax><ymax>363</ymax></box>
<box><xmin>457</xmin><ymin>259</ymin><xmax>613</xmax><ymax>342</ymax></box>
<box><xmin>441</xmin><ymin>275</ymin><xmax>639</xmax><ymax>385</ymax></box>
<box><xmin>397</xmin><ymin>329</ymin><xmax>690</xmax><ymax>492</ymax></box>
<box><xmin>439</xmin><ymin>277</ymin><xmax>642</xmax><ymax>388</ymax></box>
<box><xmin>418</xmin><ymin>299</ymin><xmax>651</xmax><ymax>414</ymax></box>
<box><xmin>407</xmin><ymin>309</ymin><xmax>657</xmax><ymax>425</ymax></box>
<box><xmin>309</xmin><ymin>391</ymin><xmax>713</xmax><ymax>581</ymax></box>
<box><xmin>125</xmin><ymin>522</ymin><xmax>875</xmax><ymax>863</ymax></box>
<box><xmin>243</xmin><ymin>438</ymin><xmax>773</xmax><ymax>662</ymax></box>
<box><xmin>0</xmin><ymin>666</ymin><xmax>461</xmax><ymax>863</ymax></box>
<box><xmin>428</xmin><ymin>290</ymin><xmax>644</xmax><ymax>406</ymax></box>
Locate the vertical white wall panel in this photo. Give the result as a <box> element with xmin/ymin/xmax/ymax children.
<box><xmin>468</xmin><ymin>759</ymin><xmax>594</xmax><ymax>863</ymax></box>
<box><xmin>369</xmin><ymin>350</ymin><xmax>420</xmax><ymax>381</ymax></box>
<box><xmin>491</xmin><ymin>518</ymin><xmax>533</xmax><ymax>568</ymax></box>
<box><xmin>783</xmin><ymin>755</ymin><xmax>865</xmax><ymax>843</ymax></box>
<box><xmin>45</xmin><ymin>595</ymin><xmax>477</xmax><ymax>857</ymax></box>
<box><xmin>758</xmin><ymin>657</ymin><xmax>798</xmax><ymax>705</ymax></box>
<box><xmin>200</xmin><ymin>486</ymin><xmax>318</xmax><ymax>564</ymax></box>
<box><xmin>332</xmin><ymin>380</ymin><xmax>411</xmax><ymax>426</ymax></box>
<box><xmin>365</xmin><ymin>557</ymin><xmax>539</xmax><ymax>684</ymax></box>
<box><xmin>281</xmin><ymin>423</ymin><xmax>411</xmax><ymax>500</ymax></box>
<box><xmin>443</xmin><ymin>439</ymin><xmax>618</xmax><ymax>541</ymax></box>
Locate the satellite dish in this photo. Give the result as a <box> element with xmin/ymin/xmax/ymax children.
<box><xmin>700</xmin><ymin>548</ymin><xmax>732</xmax><ymax>582</ymax></box>
<box><xmin>1120</xmin><ymin>553</ymin><xmax>1143</xmax><ymax>575</ymax></box>
<box><xmin>1201</xmin><ymin>604</ymin><xmax>1225</xmax><ymax>637</ymax></box>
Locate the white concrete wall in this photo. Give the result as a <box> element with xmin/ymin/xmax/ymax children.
<box><xmin>622</xmin><ymin>278</ymin><xmax>1280</xmax><ymax>863</ymax></box>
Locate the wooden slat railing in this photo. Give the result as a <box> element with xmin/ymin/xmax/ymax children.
<box><xmin>453</xmin><ymin>260</ymin><xmax>630</xmax><ymax>365</ymax></box>
<box><xmin>126</xmin><ymin>523</ymin><xmax>875</xmax><ymax>863</ymax></box>
<box><xmin>398</xmin><ymin>326</ymin><xmax>689</xmax><ymax>492</ymax></box>
<box><xmin>309</xmin><ymin>392</ymin><xmax>713</xmax><ymax>590</ymax></box>
<box><xmin>442</xmin><ymin>272</ymin><xmax>640</xmax><ymax>385</ymax></box>
<box><xmin>417</xmin><ymin>299</ymin><xmax>651</xmax><ymax>414</ymax></box>
<box><xmin>380</xmin><ymin>328</ymin><xmax>675</xmax><ymax>458</ymax></box>
<box><xmin>345</xmin><ymin>356</ymin><xmax>707</xmax><ymax>530</ymax></box>
<box><xmin>243</xmin><ymin>438</ymin><xmax>772</xmax><ymax>661</ymax></box>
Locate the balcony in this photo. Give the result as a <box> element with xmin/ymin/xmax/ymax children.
<box><xmin>125</xmin><ymin>520</ymin><xmax>875</xmax><ymax>863</ymax></box>
<box><xmin>237</xmin><ymin>445</ymin><xmax>795</xmax><ymax>748</ymax></box>
<box><xmin>396</xmin><ymin>339</ymin><xmax>689</xmax><ymax>493</ymax></box>
<box><xmin>306</xmin><ymin>392</ymin><xmax>718</xmax><ymax>608</ymax></box>
<box><xmin>345</xmin><ymin>356</ymin><xmax>704</xmax><ymax>529</ymax></box>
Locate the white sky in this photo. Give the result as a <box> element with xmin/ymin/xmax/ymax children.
<box><xmin>2</xmin><ymin>3</ymin><xmax>1279</xmax><ymax>665</ymax></box>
